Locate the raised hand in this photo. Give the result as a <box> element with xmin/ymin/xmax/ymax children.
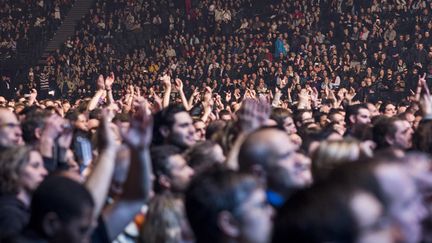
<box><xmin>105</xmin><ymin>72</ymin><xmax>115</xmax><ymax>90</ymax></box>
<box><xmin>234</xmin><ymin>89</ymin><xmax>241</xmax><ymax>100</ymax></box>
<box><xmin>97</xmin><ymin>74</ymin><xmax>105</xmax><ymax>90</ymax></box>
<box><xmin>121</xmin><ymin>99</ymin><xmax>153</xmax><ymax>150</ymax></box>
<box><xmin>203</xmin><ymin>86</ymin><xmax>213</xmax><ymax>103</ymax></box>
<box><xmin>160</xmin><ymin>74</ymin><xmax>171</xmax><ymax>88</ymax></box>
<box><xmin>175</xmin><ymin>78</ymin><xmax>184</xmax><ymax>91</ymax></box>
<box><xmin>30</xmin><ymin>88</ymin><xmax>38</xmax><ymax>100</ymax></box>
<box><xmin>225</xmin><ymin>91</ymin><xmax>232</xmax><ymax>102</ymax></box>
<box><xmin>237</xmin><ymin>98</ymin><xmax>270</xmax><ymax>134</ymax></box>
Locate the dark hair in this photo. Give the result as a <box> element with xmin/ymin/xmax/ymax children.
<box><xmin>21</xmin><ymin>109</ymin><xmax>50</xmax><ymax>144</ymax></box>
<box><xmin>345</xmin><ymin>104</ymin><xmax>368</xmax><ymax>125</ymax></box>
<box><xmin>151</xmin><ymin>145</ymin><xmax>182</xmax><ymax>193</ymax></box>
<box><xmin>413</xmin><ymin>120</ymin><xmax>432</xmax><ymax>153</ymax></box>
<box><xmin>273</xmin><ymin>183</ymin><xmax>359</xmax><ymax>243</ymax></box>
<box><xmin>185</xmin><ymin>166</ymin><xmax>259</xmax><ymax>243</ymax></box>
<box><xmin>65</xmin><ymin>109</ymin><xmax>82</xmax><ymax>122</ymax></box>
<box><xmin>270</xmin><ymin>108</ymin><xmax>292</xmax><ymax>127</ymax></box>
<box><xmin>152</xmin><ymin>105</ymin><xmax>187</xmax><ymax>145</ymax></box>
<box><xmin>112</xmin><ymin>112</ymin><xmax>130</xmax><ymax>123</ymax></box>
<box><xmin>378</xmin><ymin>101</ymin><xmax>394</xmax><ymax>114</ymax></box>
<box><xmin>205</xmin><ymin>120</ymin><xmax>226</xmax><ymax>140</ymax></box>
<box><xmin>185</xmin><ymin>141</ymin><xmax>224</xmax><ymax>174</ymax></box>
<box><xmin>372</xmin><ymin>116</ymin><xmax>401</xmax><ymax>149</ymax></box>
<box><xmin>28</xmin><ymin>176</ymin><xmax>94</xmax><ymax>233</ymax></box>
<box><xmin>89</xmin><ymin>108</ymin><xmax>103</xmax><ymax>120</ymax></box>
<box><xmin>218</xmin><ymin>109</ymin><xmax>230</xmax><ymax>118</ymax></box>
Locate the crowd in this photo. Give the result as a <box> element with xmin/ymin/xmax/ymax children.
<box><xmin>1</xmin><ymin>0</ymin><xmax>432</xmax><ymax>243</ymax></box>
<box><xmin>0</xmin><ymin>0</ymin><xmax>73</xmax><ymax>62</ymax></box>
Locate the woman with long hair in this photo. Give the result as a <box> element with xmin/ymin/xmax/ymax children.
<box><xmin>0</xmin><ymin>146</ymin><xmax>47</xmax><ymax>239</ymax></box>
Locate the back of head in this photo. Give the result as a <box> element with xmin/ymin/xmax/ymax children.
<box><xmin>185</xmin><ymin>166</ymin><xmax>259</xmax><ymax>243</ymax></box>
<box><xmin>140</xmin><ymin>193</ymin><xmax>189</xmax><ymax>243</ymax></box>
<box><xmin>413</xmin><ymin>120</ymin><xmax>432</xmax><ymax>153</ymax></box>
<box><xmin>29</xmin><ymin>176</ymin><xmax>94</xmax><ymax>237</ymax></box>
<box><xmin>312</xmin><ymin>139</ymin><xmax>370</xmax><ymax>182</ymax></box>
<box><xmin>185</xmin><ymin>141</ymin><xmax>225</xmax><ymax>174</ymax></box>
<box><xmin>270</xmin><ymin>107</ymin><xmax>292</xmax><ymax>127</ymax></box>
<box><xmin>273</xmin><ymin>184</ymin><xmax>358</xmax><ymax>243</ymax></box>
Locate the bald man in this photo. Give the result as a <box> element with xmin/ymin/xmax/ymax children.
<box><xmin>238</xmin><ymin>128</ymin><xmax>312</xmax><ymax>207</ymax></box>
<box><xmin>0</xmin><ymin>108</ymin><xmax>22</xmax><ymax>148</ymax></box>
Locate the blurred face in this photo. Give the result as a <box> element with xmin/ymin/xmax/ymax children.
<box><xmin>21</xmin><ymin>151</ymin><xmax>48</xmax><ymax>193</ymax></box>
<box><xmin>194</xmin><ymin>121</ymin><xmax>206</xmax><ymax>141</ymax></box>
<box><xmin>236</xmin><ymin>188</ymin><xmax>274</xmax><ymax>243</ymax></box>
<box><xmin>169</xmin><ymin>112</ymin><xmax>196</xmax><ymax>149</ymax></box>
<box><xmin>351</xmin><ymin>192</ymin><xmax>394</xmax><ymax>243</ymax></box>
<box><xmin>390</xmin><ymin>120</ymin><xmax>413</xmax><ymax>150</ymax></box>
<box><xmin>283</xmin><ymin>117</ymin><xmax>297</xmax><ymax>135</ymax></box>
<box><xmin>376</xmin><ymin>164</ymin><xmax>427</xmax><ymax>243</ymax></box>
<box><xmin>75</xmin><ymin>114</ymin><xmax>89</xmax><ymax>132</ymax></box>
<box><xmin>211</xmin><ymin>144</ymin><xmax>226</xmax><ymax>164</ymax></box>
<box><xmin>267</xmin><ymin>132</ymin><xmax>312</xmax><ymax>192</ymax></box>
<box><xmin>168</xmin><ymin>154</ymin><xmax>194</xmax><ymax>192</ymax></box>
<box><xmin>367</xmin><ymin>103</ymin><xmax>380</xmax><ymax>117</ymax></box>
<box><xmin>354</xmin><ymin>108</ymin><xmax>371</xmax><ymax>125</ymax></box>
<box><xmin>405</xmin><ymin>113</ymin><xmax>415</xmax><ymax>128</ymax></box>
<box><xmin>59</xmin><ymin>205</ymin><xmax>95</xmax><ymax>243</ymax></box>
<box><xmin>0</xmin><ymin>109</ymin><xmax>22</xmax><ymax>147</ymax></box>
<box><xmin>383</xmin><ymin>104</ymin><xmax>396</xmax><ymax>117</ymax></box>
<box><xmin>331</xmin><ymin>112</ymin><xmax>346</xmax><ymax>128</ymax></box>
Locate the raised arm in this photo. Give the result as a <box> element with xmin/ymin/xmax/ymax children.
<box><xmin>102</xmin><ymin>98</ymin><xmax>154</xmax><ymax>240</ymax></box>
<box><xmin>160</xmin><ymin>74</ymin><xmax>172</xmax><ymax>108</ymax></box>
<box><xmin>105</xmin><ymin>72</ymin><xmax>116</xmax><ymax>105</ymax></box>
<box><xmin>88</xmin><ymin>75</ymin><xmax>106</xmax><ymax>111</ymax></box>
<box><xmin>84</xmin><ymin>110</ymin><xmax>118</xmax><ymax>220</ymax></box>
<box><xmin>175</xmin><ymin>78</ymin><xmax>191</xmax><ymax>110</ymax></box>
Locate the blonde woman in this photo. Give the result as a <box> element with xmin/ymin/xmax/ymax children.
<box><xmin>312</xmin><ymin>139</ymin><xmax>372</xmax><ymax>181</ymax></box>
<box><xmin>139</xmin><ymin>193</ymin><xmax>193</xmax><ymax>243</ymax></box>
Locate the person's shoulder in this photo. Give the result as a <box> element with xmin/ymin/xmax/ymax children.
<box><xmin>0</xmin><ymin>195</ymin><xmax>27</xmax><ymax>213</ymax></box>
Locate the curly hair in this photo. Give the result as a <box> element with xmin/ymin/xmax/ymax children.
<box><xmin>0</xmin><ymin>146</ymin><xmax>33</xmax><ymax>195</ymax></box>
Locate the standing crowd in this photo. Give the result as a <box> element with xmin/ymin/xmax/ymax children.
<box><xmin>1</xmin><ymin>0</ymin><xmax>432</xmax><ymax>243</ymax></box>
